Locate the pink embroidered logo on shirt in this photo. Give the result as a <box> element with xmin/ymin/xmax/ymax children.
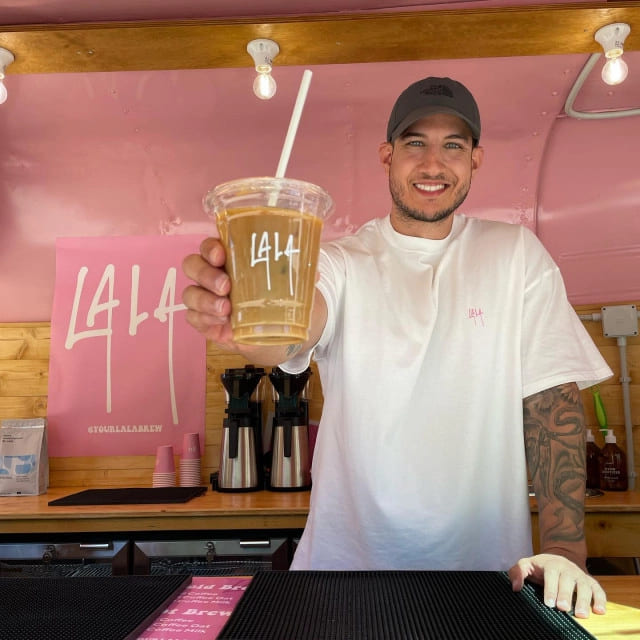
<box><xmin>468</xmin><ymin>307</ymin><xmax>485</xmax><ymax>327</ymax></box>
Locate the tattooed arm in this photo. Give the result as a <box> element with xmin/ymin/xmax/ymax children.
<box><xmin>508</xmin><ymin>382</ymin><xmax>606</xmax><ymax>618</ymax></box>
<box><xmin>523</xmin><ymin>382</ymin><xmax>587</xmax><ymax>569</ymax></box>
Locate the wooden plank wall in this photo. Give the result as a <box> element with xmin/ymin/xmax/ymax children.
<box><xmin>0</xmin><ymin>322</ymin><xmax>324</xmax><ymax>488</ymax></box>
<box><xmin>578</xmin><ymin>303</ymin><xmax>640</xmax><ymax>480</ymax></box>
<box><xmin>0</xmin><ymin>301</ymin><xmax>638</xmax><ymax>489</ymax></box>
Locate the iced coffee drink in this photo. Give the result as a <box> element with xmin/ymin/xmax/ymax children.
<box><xmin>204</xmin><ymin>177</ymin><xmax>333</xmax><ymax>345</ymax></box>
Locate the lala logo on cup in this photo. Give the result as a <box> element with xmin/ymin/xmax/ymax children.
<box><xmin>250</xmin><ymin>230</ymin><xmax>299</xmax><ymax>296</ymax></box>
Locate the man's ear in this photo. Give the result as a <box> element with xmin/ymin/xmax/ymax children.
<box><xmin>471</xmin><ymin>145</ymin><xmax>484</xmax><ymax>174</ymax></box>
<box><xmin>379</xmin><ymin>141</ymin><xmax>393</xmax><ymax>174</ymax></box>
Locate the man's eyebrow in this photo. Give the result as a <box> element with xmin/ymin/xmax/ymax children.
<box><xmin>399</xmin><ymin>130</ymin><xmax>470</xmax><ymax>141</ymax></box>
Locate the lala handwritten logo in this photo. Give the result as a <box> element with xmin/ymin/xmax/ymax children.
<box><xmin>65</xmin><ymin>264</ymin><xmax>185</xmax><ymax>422</ymax></box>
<box><xmin>468</xmin><ymin>307</ymin><xmax>485</xmax><ymax>327</ymax></box>
<box><xmin>250</xmin><ymin>230</ymin><xmax>300</xmax><ymax>296</ymax></box>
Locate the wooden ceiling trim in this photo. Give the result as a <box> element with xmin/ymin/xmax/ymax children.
<box><xmin>1</xmin><ymin>3</ymin><xmax>639</xmax><ymax>74</ymax></box>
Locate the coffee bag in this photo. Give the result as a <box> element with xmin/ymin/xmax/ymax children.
<box><xmin>0</xmin><ymin>418</ymin><xmax>49</xmax><ymax>495</ymax></box>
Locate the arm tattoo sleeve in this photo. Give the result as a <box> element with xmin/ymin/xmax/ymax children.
<box><xmin>523</xmin><ymin>382</ymin><xmax>587</xmax><ymax>559</ymax></box>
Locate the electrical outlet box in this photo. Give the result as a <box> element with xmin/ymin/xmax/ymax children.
<box><xmin>601</xmin><ymin>304</ymin><xmax>638</xmax><ymax>338</ymax></box>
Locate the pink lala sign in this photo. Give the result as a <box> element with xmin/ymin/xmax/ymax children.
<box><xmin>47</xmin><ymin>235</ymin><xmax>207</xmax><ymax>457</ymax></box>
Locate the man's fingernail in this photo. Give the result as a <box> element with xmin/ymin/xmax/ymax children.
<box><xmin>546</xmin><ymin>599</ymin><xmax>556</xmax><ymax>608</ymax></box>
<box><xmin>557</xmin><ymin>600</ymin><xmax>569</xmax><ymax>610</ymax></box>
<box><xmin>215</xmin><ymin>276</ymin><xmax>229</xmax><ymax>295</ymax></box>
<box><xmin>212</xmin><ymin>246</ymin><xmax>224</xmax><ymax>263</ymax></box>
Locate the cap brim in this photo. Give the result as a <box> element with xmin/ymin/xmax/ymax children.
<box><xmin>389</xmin><ymin>105</ymin><xmax>480</xmax><ymax>142</ymax></box>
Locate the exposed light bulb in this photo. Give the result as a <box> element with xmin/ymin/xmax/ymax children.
<box><xmin>253</xmin><ymin>72</ymin><xmax>277</xmax><ymax>100</ymax></box>
<box><xmin>0</xmin><ymin>79</ymin><xmax>7</xmax><ymax>105</ymax></box>
<box><xmin>247</xmin><ymin>39</ymin><xmax>279</xmax><ymax>101</ymax></box>
<box><xmin>594</xmin><ymin>23</ymin><xmax>631</xmax><ymax>86</ymax></box>
<box><xmin>601</xmin><ymin>56</ymin><xmax>629</xmax><ymax>86</ymax></box>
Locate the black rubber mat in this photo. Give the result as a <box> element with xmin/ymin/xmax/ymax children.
<box><xmin>0</xmin><ymin>562</ymin><xmax>112</xmax><ymax>578</ymax></box>
<box><xmin>150</xmin><ymin>560</ymin><xmax>273</xmax><ymax>577</ymax></box>
<box><xmin>48</xmin><ymin>486</ymin><xmax>207</xmax><ymax>505</ymax></box>
<box><xmin>0</xmin><ymin>574</ymin><xmax>191</xmax><ymax>639</ymax></box>
<box><xmin>217</xmin><ymin>570</ymin><xmax>597</xmax><ymax>639</ymax></box>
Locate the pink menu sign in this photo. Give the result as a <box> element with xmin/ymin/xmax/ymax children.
<box><xmin>137</xmin><ymin>576</ymin><xmax>250</xmax><ymax>639</ymax></box>
<box><xmin>47</xmin><ymin>235</ymin><xmax>207</xmax><ymax>457</ymax></box>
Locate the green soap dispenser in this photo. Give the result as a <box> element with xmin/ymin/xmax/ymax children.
<box><xmin>599</xmin><ymin>430</ymin><xmax>628</xmax><ymax>491</ymax></box>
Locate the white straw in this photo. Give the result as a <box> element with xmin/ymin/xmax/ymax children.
<box><xmin>275</xmin><ymin>69</ymin><xmax>313</xmax><ymax>178</ymax></box>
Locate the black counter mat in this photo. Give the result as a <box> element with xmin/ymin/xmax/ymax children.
<box><xmin>217</xmin><ymin>570</ymin><xmax>597</xmax><ymax>640</ymax></box>
<box><xmin>48</xmin><ymin>486</ymin><xmax>207</xmax><ymax>505</ymax></box>
<box><xmin>0</xmin><ymin>574</ymin><xmax>191</xmax><ymax>639</ymax></box>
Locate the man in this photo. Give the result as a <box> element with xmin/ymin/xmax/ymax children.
<box><xmin>182</xmin><ymin>77</ymin><xmax>612</xmax><ymax>618</ymax></box>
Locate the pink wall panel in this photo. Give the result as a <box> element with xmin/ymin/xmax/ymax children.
<box><xmin>537</xmin><ymin>115</ymin><xmax>640</xmax><ymax>305</ymax></box>
<box><xmin>1</xmin><ymin>51</ymin><xmax>639</xmax><ymax>319</ymax></box>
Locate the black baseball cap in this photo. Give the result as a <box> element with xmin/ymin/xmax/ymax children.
<box><xmin>386</xmin><ymin>77</ymin><xmax>481</xmax><ymax>144</ymax></box>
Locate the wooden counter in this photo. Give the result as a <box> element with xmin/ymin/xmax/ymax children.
<box><xmin>529</xmin><ymin>491</ymin><xmax>640</xmax><ymax>558</ymax></box>
<box><xmin>0</xmin><ymin>487</ymin><xmax>310</xmax><ymax>534</ymax></box>
<box><xmin>576</xmin><ymin>576</ymin><xmax>640</xmax><ymax>639</ymax></box>
<box><xmin>0</xmin><ymin>488</ymin><xmax>639</xmax><ymax>560</ymax></box>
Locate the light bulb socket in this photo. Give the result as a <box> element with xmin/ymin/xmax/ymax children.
<box><xmin>247</xmin><ymin>39</ymin><xmax>279</xmax><ymax>72</ymax></box>
<box><xmin>0</xmin><ymin>47</ymin><xmax>14</xmax><ymax>105</ymax></box>
<box><xmin>595</xmin><ymin>23</ymin><xmax>630</xmax><ymax>59</ymax></box>
<box><xmin>0</xmin><ymin>47</ymin><xmax>15</xmax><ymax>72</ymax></box>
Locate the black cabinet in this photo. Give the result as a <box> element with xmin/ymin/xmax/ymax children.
<box><xmin>0</xmin><ymin>540</ymin><xmax>130</xmax><ymax>576</ymax></box>
<box><xmin>132</xmin><ymin>536</ymin><xmax>290</xmax><ymax>575</ymax></box>
<box><xmin>0</xmin><ymin>530</ymin><xmax>300</xmax><ymax>578</ymax></box>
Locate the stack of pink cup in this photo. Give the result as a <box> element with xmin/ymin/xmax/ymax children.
<box><xmin>179</xmin><ymin>432</ymin><xmax>202</xmax><ymax>486</ymax></box>
<box><xmin>153</xmin><ymin>445</ymin><xmax>176</xmax><ymax>487</ymax></box>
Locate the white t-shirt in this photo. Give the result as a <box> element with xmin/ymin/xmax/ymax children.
<box><xmin>282</xmin><ymin>214</ymin><xmax>612</xmax><ymax>571</ymax></box>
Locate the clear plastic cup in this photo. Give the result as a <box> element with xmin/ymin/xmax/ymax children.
<box><xmin>204</xmin><ymin>177</ymin><xmax>333</xmax><ymax>345</ymax></box>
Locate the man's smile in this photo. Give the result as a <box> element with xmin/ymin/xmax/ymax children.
<box><xmin>414</xmin><ymin>182</ymin><xmax>449</xmax><ymax>195</ymax></box>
